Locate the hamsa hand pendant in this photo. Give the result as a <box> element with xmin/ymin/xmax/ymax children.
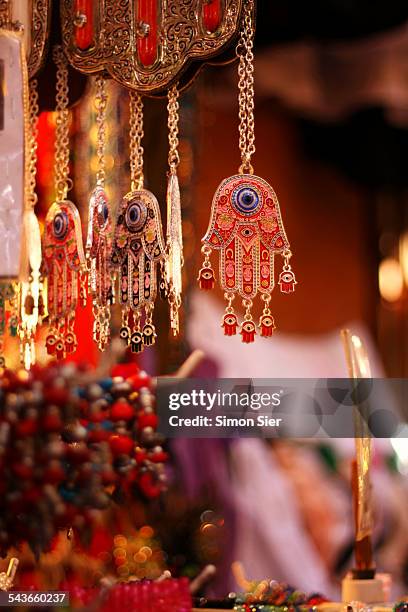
<box><xmin>86</xmin><ymin>186</ymin><xmax>113</xmax><ymax>350</ymax></box>
<box><xmin>199</xmin><ymin>174</ymin><xmax>297</xmax><ymax>343</ymax></box>
<box><xmin>43</xmin><ymin>201</ymin><xmax>87</xmax><ymax>358</ymax></box>
<box><xmin>111</xmin><ymin>189</ymin><xmax>165</xmax><ymax>351</ymax></box>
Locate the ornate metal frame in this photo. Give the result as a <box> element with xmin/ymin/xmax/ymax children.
<box><xmin>28</xmin><ymin>0</ymin><xmax>51</xmax><ymax>77</ymax></box>
<box><xmin>0</xmin><ymin>0</ymin><xmax>51</xmax><ymax>78</ymax></box>
<box><xmin>61</xmin><ymin>0</ymin><xmax>245</xmax><ymax>94</ymax></box>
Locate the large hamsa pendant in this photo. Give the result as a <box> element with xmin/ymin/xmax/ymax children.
<box><xmin>199</xmin><ymin>174</ymin><xmax>297</xmax><ymax>343</ymax></box>
<box><xmin>43</xmin><ymin>201</ymin><xmax>87</xmax><ymax>358</ymax></box>
<box><xmin>111</xmin><ymin>189</ymin><xmax>165</xmax><ymax>350</ymax></box>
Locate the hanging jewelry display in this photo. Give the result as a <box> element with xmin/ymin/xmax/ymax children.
<box><xmin>199</xmin><ymin>0</ymin><xmax>296</xmax><ymax>344</ymax></box>
<box><xmin>111</xmin><ymin>91</ymin><xmax>165</xmax><ymax>353</ymax></box>
<box><xmin>165</xmin><ymin>85</ymin><xmax>183</xmax><ymax>337</ymax></box>
<box><xmin>43</xmin><ymin>45</ymin><xmax>87</xmax><ymax>359</ymax></box>
<box><xmin>18</xmin><ymin>78</ymin><xmax>44</xmax><ymax>369</ymax></box>
<box><xmin>61</xmin><ymin>0</ymin><xmax>245</xmax><ymax>95</ymax></box>
<box><xmin>86</xmin><ymin>75</ymin><xmax>113</xmax><ymax>351</ymax></box>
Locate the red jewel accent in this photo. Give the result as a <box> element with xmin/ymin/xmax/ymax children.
<box><xmin>203</xmin><ymin>0</ymin><xmax>221</xmax><ymax>33</ymax></box>
<box><xmin>137</xmin><ymin>0</ymin><xmax>158</xmax><ymax>67</ymax></box>
<box><xmin>74</xmin><ymin>0</ymin><xmax>94</xmax><ymax>51</ymax></box>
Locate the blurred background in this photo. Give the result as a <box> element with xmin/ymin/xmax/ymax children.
<box><xmin>4</xmin><ymin>1</ymin><xmax>408</xmax><ymax>602</ymax></box>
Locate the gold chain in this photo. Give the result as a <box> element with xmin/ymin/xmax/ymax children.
<box><xmin>27</xmin><ymin>79</ymin><xmax>39</xmax><ymax>210</ymax></box>
<box><xmin>53</xmin><ymin>45</ymin><xmax>72</xmax><ymax>202</ymax></box>
<box><xmin>167</xmin><ymin>85</ymin><xmax>180</xmax><ymax>173</ymax></box>
<box><xmin>129</xmin><ymin>91</ymin><xmax>144</xmax><ymax>191</ymax></box>
<box><xmin>237</xmin><ymin>0</ymin><xmax>255</xmax><ymax>175</ymax></box>
<box><xmin>95</xmin><ymin>75</ymin><xmax>107</xmax><ymax>186</ymax></box>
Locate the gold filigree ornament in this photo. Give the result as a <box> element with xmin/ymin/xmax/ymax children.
<box><xmin>111</xmin><ymin>92</ymin><xmax>165</xmax><ymax>353</ymax></box>
<box><xmin>86</xmin><ymin>75</ymin><xmax>114</xmax><ymax>351</ymax></box>
<box><xmin>61</xmin><ymin>0</ymin><xmax>246</xmax><ymax>95</ymax></box>
<box><xmin>42</xmin><ymin>46</ymin><xmax>87</xmax><ymax>360</ymax></box>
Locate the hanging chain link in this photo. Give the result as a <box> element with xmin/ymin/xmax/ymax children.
<box><xmin>167</xmin><ymin>85</ymin><xmax>180</xmax><ymax>173</ymax></box>
<box><xmin>94</xmin><ymin>75</ymin><xmax>107</xmax><ymax>186</ymax></box>
<box><xmin>129</xmin><ymin>91</ymin><xmax>144</xmax><ymax>191</ymax></box>
<box><xmin>237</xmin><ymin>0</ymin><xmax>255</xmax><ymax>175</ymax></box>
<box><xmin>53</xmin><ymin>45</ymin><xmax>72</xmax><ymax>202</ymax></box>
<box><xmin>27</xmin><ymin>79</ymin><xmax>39</xmax><ymax>210</ymax></box>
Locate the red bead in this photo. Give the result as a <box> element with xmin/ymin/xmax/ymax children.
<box><xmin>87</xmin><ymin>427</ymin><xmax>110</xmax><ymax>443</ymax></box>
<box><xmin>15</xmin><ymin>418</ymin><xmax>38</xmax><ymax>437</ymax></box>
<box><xmin>128</xmin><ymin>371</ymin><xmax>151</xmax><ymax>390</ymax></box>
<box><xmin>109</xmin><ymin>434</ymin><xmax>134</xmax><ymax>456</ymax></box>
<box><xmin>43</xmin><ymin>464</ymin><xmax>65</xmax><ymax>484</ymax></box>
<box><xmin>110</xmin><ymin>400</ymin><xmax>134</xmax><ymax>422</ymax></box>
<box><xmin>12</xmin><ymin>462</ymin><xmax>34</xmax><ymax>479</ymax></box>
<box><xmin>44</xmin><ymin>387</ymin><xmax>69</xmax><ymax>406</ymax></box>
<box><xmin>137</xmin><ymin>412</ymin><xmax>158</xmax><ymax>430</ymax></box>
<box><xmin>42</xmin><ymin>412</ymin><xmax>63</xmax><ymax>432</ymax></box>
<box><xmin>138</xmin><ymin>472</ymin><xmax>161</xmax><ymax>498</ymax></box>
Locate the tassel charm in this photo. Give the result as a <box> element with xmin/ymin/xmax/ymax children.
<box><xmin>259</xmin><ymin>294</ymin><xmax>275</xmax><ymax>337</ymax></box>
<box><xmin>221</xmin><ymin>292</ymin><xmax>238</xmax><ymax>336</ymax></box>
<box><xmin>240</xmin><ymin>299</ymin><xmax>256</xmax><ymax>343</ymax></box>
<box><xmin>198</xmin><ymin>245</ymin><xmax>215</xmax><ymax>290</ymax></box>
<box><xmin>279</xmin><ymin>252</ymin><xmax>297</xmax><ymax>293</ymax></box>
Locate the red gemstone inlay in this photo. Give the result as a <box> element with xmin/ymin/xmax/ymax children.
<box><xmin>203</xmin><ymin>0</ymin><xmax>222</xmax><ymax>33</ymax></box>
<box><xmin>74</xmin><ymin>0</ymin><xmax>94</xmax><ymax>50</ymax></box>
<box><xmin>137</xmin><ymin>0</ymin><xmax>158</xmax><ymax>68</ymax></box>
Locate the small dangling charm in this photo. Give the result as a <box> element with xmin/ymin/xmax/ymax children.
<box><xmin>222</xmin><ymin>292</ymin><xmax>238</xmax><ymax>336</ymax></box>
<box><xmin>143</xmin><ymin>304</ymin><xmax>156</xmax><ymax>347</ymax></box>
<box><xmin>119</xmin><ymin>310</ymin><xmax>131</xmax><ymax>345</ymax></box>
<box><xmin>279</xmin><ymin>252</ymin><xmax>297</xmax><ymax>293</ymax></box>
<box><xmin>198</xmin><ymin>245</ymin><xmax>215</xmax><ymax>290</ymax></box>
<box><xmin>240</xmin><ymin>299</ymin><xmax>256</xmax><ymax>343</ymax></box>
<box><xmin>45</xmin><ymin>328</ymin><xmax>58</xmax><ymax>356</ymax></box>
<box><xmin>259</xmin><ymin>294</ymin><xmax>275</xmax><ymax>337</ymax></box>
<box><xmin>222</xmin><ymin>313</ymin><xmax>238</xmax><ymax>336</ymax></box>
<box><xmin>130</xmin><ymin>330</ymin><xmax>144</xmax><ymax>354</ymax></box>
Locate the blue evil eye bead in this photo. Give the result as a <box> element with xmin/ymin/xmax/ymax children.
<box><xmin>53</xmin><ymin>211</ymin><xmax>69</xmax><ymax>240</ymax></box>
<box><xmin>233</xmin><ymin>186</ymin><xmax>260</xmax><ymax>215</ymax></box>
<box><xmin>125</xmin><ymin>199</ymin><xmax>147</xmax><ymax>232</ymax></box>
